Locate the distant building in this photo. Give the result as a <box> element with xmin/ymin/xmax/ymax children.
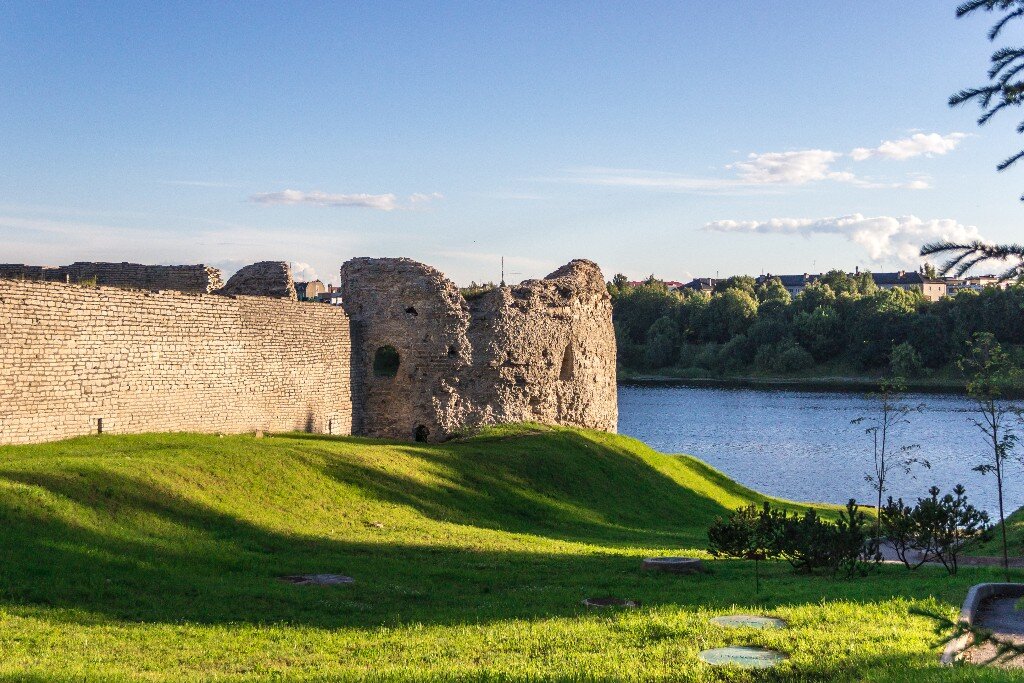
<box><xmin>872</xmin><ymin>271</ymin><xmax>946</xmax><ymax>302</ymax></box>
<box><xmin>946</xmin><ymin>275</ymin><xmax>1010</xmax><ymax>296</ymax></box>
<box><xmin>315</xmin><ymin>284</ymin><xmax>344</xmax><ymax>306</ymax></box>
<box><xmin>758</xmin><ymin>273</ymin><xmax>818</xmax><ymax>297</ymax></box>
<box><xmin>679</xmin><ymin>278</ymin><xmax>722</xmax><ymax>293</ymax></box>
<box><xmin>627</xmin><ymin>279</ymin><xmax>686</xmax><ymax>289</ymax></box>
<box><xmin>294</xmin><ymin>279</ymin><xmax>327</xmax><ymax>301</ymax></box>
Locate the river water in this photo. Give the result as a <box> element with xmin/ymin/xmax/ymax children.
<box><xmin>617</xmin><ymin>382</ymin><xmax>1024</xmax><ymax>516</ymax></box>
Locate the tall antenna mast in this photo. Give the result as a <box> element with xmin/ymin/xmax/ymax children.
<box><xmin>500</xmin><ymin>256</ymin><xmax>520</xmax><ymax>287</ymax></box>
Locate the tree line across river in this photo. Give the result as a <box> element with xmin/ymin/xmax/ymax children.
<box><xmin>608</xmin><ymin>270</ymin><xmax>1024</xmax><ymax>380</ymax></box>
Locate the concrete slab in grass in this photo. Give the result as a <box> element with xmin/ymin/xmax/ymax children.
<box><xmin>710</xmin><ymin>615</ymin><xmax>786</xmax><ymax>630</ymax></box>
<box><xmin>279</xmin><ymin>574</ymin><xmax>355</xmax><ymax>586</ymax></box>
<box><xmin>699</xmin><ymin>646</ymin><xmax>787</xmax><ymax>668</ymax></box>
<box><xmin>641</xmin><ymin>557</ymin><xmax>703</xmax><ymax>573</ymax></box>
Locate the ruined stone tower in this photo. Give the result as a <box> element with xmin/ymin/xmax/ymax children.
<box><xmin>340</xmin><ymin>257</ymin><xmax>617</xmax><ymax>442</ymax></box>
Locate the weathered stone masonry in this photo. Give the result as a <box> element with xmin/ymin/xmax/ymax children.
<box><xmin>0</xmin><ymin>256</ymin><xmax>616</xmax><ymax>445</ymax></box>
<box><xmin>0</xmin><ymin>261</ymin><xmax>223</xmax><ymax>293</ymax></box>
<box><xmin>340</xmin><ymin>257</ymin><xmax>617</xmax><ymax>442</ymax></box>
<box><xmin>0</xmin><ymin>280</ymin><xmax>351</xmax><ymax>445</ymax></box>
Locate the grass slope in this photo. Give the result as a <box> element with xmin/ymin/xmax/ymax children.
<box><xmin>0</xmin><ymin>424</ymin><xmax>1016</xmax><ymax>681</ymax></box>
<box><xmin>969</xmin><ymin>505</ymin><xmax>1024</xmax><ymax>557</ymax></box>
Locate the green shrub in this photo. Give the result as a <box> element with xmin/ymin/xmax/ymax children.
<box><xmin>771</xmin><ymin>342</ymin><xmax>815</xmax><ymax>373</ymax></box>
<box><xmin>709</xmin><ymin>500</ymin><xmax>872</xmax><ymax>578</ymax></box>
<box><xmin>880</xmin><ymin>485</ymin><xmax>989</xmax><ymax>575</ymax></box>
<box><xmin>890</xmin><ymin>342</ymin><xmax>923</xmax><ymax>377</ymax></box>
<box><xmin>693</xmin><ymin>343</ymin><xmax>722</xmax><ymax>373</ymax></box>
<box><xmin>718</xmin><ymin>334</ymin><xmax>755</xmax><ymax>373</ymax></box>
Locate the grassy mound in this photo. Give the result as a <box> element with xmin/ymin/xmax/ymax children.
<box><xmin>968</xmin><ymin>505</ymin><xmax>1024</xmax><ymax>557</ymax></box>
<box><xmin>0</xmin><ymin>425</ymin><xmax>1016</xmax><ymax>681</ymax></box>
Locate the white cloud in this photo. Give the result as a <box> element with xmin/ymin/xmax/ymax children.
<box><xmin>705</xmin><ymin>213</ymin><xmax>984</xmax><ymax>267</ymax></box>
<box><xmin>251</xmin><ymin>190</ymin><xmax>398</xmax><ymax>211</ymax></box>
<box><xmin>555</xmin><ymin>161</ymin><xmax>928</xmax><ymax>194</ymax></box>
<box><xmin>408</xmin><ymin>192</ymin><xmax>444</xmax><ymax>204</ymax></box>
<box><xmin>728</xmin><ymin>149</ymin><xmax>843</xmax><ymax>185</ymax></box>
<box><xmin>250</xmin><ymin>190</ymin><xmax>445</xmax><ymax>210</ymax></box>
<box><xmin>553</xmin><ymin>167</ymin><xmax>757</xmax><ymax>193</ymax></box>
<box><xmin>851</xmin><ymin>132</ymin><xmax>967</xmax><ymax>161</ymax></box>
<box><xmin>289</xmin><ymin>261</ymin><xmax>319</xmax><ymax>282</ymax></box>
<box><xmin>548</xmin><ymin>132</ymin><xmax>961</xmax><ymax>195</ymax></box>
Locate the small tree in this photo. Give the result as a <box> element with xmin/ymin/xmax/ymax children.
<box><xmin>890</xmin><ymin>343</ymin><xmax>923</xmax><ymax>378</ymax></box>
<box><xmin>834</xmin><ymin>499</ymin><xmax>876</xmax><ymax>577</ymax></box>
<box><xmin>707</xmin><ymin>502</ymin><xmax>780</xmax><ymax>593</ymax></box>
<box><xmin>777</xmin><ymin>508</ymin><xmax>839</xmax><ymax>575</ymax></box>
<box><xmin>880</xmin><ymin>496</ymin><xmax>934</xmax><ymax>570</ymax></box>
<box><xmin>880</xmin><ymin>485</ymin><xmax>990</xmax><ymax>575</ymax></box>
<box><xmin>852</xmin><ymin>378</ymin><xmax>929</xmax><ymax>554</ymax></box>
<box><xmin>959</xmin><ymin>332</ymin><xmax>1022</xmax><ymax>578</ymax></box>
<box><xmin>929</xmin><ymin>485</ymin><xmax>990</xmax><ymax>575</ymax></box>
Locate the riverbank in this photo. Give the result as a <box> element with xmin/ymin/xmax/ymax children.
<box><xmin>618</xmin><ymin>370</ymin><xmax>997</xmax><ymax>396</ymax></box>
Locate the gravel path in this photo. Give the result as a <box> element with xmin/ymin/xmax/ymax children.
<box><xmin>877</xmin><ymin>542</ymin><xmax>1024</xmax><ymax>568</ymax></box>
<box><xmin>965</xmin><ymin>595</ymin><xmax>1024</xmax><ymax>668</ymax></box>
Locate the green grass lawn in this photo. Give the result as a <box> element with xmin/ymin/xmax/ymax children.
<box><xmin>968</xmin><ymin>505</ymin><xmax>1024</xmax><ymax>557</ymax></box>
<box><xmin>0</xmin><ymin>424</ymin><xmax>1017</xmax><ymax>681</ymax></box>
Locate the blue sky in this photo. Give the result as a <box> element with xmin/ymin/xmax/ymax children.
<box><xmin>2</xmin><ymin>2</ymin><xmax>1022</xmax><ymax>285</ymax></box>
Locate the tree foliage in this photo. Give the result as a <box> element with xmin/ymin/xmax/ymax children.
<box><xmin>610</xmin><ymin>274</ymin><xmax>1024</xmax><ymax>377</ymax></box>
<box><xmin>952</xmin><ymin>1</ymin><xmax>1024</xmax><ymax>194</ymax></box>
<box><xmin>959</xmin><ymin>332</ymin><xmax>1023</xmax><ymax>576</ymax></box>
<box><xmin>880</xmin><ymin>485</ymin><xmax>990</xmax><ymax>575</ymax></box>
<box><xmin>920</xmin><ymin>3</ymin><xmax>1024</xmax><ymax>274</ymax></box>
<box><xmin>708</xmin><ymin>500</ymin><xmax>873</xmax><ymax>578</ymax></box>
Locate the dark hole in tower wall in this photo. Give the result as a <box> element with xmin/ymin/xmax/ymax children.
<box><xmin>373</xmin><ymin>345</ymin><xmax>400</xmax><ymax>377</ymax></box>
<box><xmin>559</xmin><ymin>344</ymin><xmax>574</xmax><ymax>381</ymax></box>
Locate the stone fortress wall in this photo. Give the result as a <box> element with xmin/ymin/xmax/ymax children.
<box><xmin>0</xmin><ymin>277</ymin><xmax>351</xmax><ymax>445</ymax></box>
<box><xmin>0</xmin><ymin>256</ymin><xmax>616</xmax><ymax>445</ymax></box>
<box><xmin>0</xmin><ymin>261</ymin><xmax>224</xmax><ymax>293</ymax></box>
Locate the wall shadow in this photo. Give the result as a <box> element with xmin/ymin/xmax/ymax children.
<box><xmin>310</xmin><ymin>429</ymin><xmax>737</xmax><ymax>547</ymax></box>
<box><xmin>0</xmin><ymin>447</ymin><xmax>1003</xmax><ymax>633</ymax></box>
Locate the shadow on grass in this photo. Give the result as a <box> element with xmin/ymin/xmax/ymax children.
<box><xmin>0</xmin><ymin>463</ymin><xmax>1010</xmax><ymax>633</ymax></box>
<box><xmin>304</xmin><ymin>428</ymin><xmax>742</xmax><ymax>547</ymax></box>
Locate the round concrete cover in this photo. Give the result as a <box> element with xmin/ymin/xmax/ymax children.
<box><xmin>699</xmin><ymin>646</ymin><xmax>787</xmax><ymax>668</ymax></box>
<box><xmin>582</xmin><ymin>597</ymin><xmax>639</xmax><ymax>608</ymax></box>
<box><xmin>641</xmin><ymin>557</ymin><xmax>703</xmax><ymax>573</ymax></box>
<box><xmin>710</xmin><ymin>615</ymin><xmax>786</xmax><ymax>629</ymax></box>
<box><xmin>280</xmin><ymin>574</ymin><xmax>354</xmax><ymax>585</ymax></box>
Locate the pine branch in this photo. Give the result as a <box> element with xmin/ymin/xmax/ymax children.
<box><xmin>990</xmin><ymin>7</ymin><xmax>1024</xmax><ymax>38</ymax></box>
<box><xmin>918</xmin><ymin>241</ymin><xmax>1024</xmax><ymax>280</ymax></box>
<box><xmin>979</xmin><ymin>99</ymin><xmax>1011</xmax><ymax>124</ymax></box>
<box><xmin>950</xmin><ymin>86</ymin><xmax>998</xmax><ymax>107</ymax></box>
<box><xmin>953</xmin><ymin>2</ymin><xmax>1024</xmax><ymax>197</ymax></box>
<box><xmin>997</xmin><ymin>148</ymin><xmax>1024</xmax><ymax>169</ymax></box>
